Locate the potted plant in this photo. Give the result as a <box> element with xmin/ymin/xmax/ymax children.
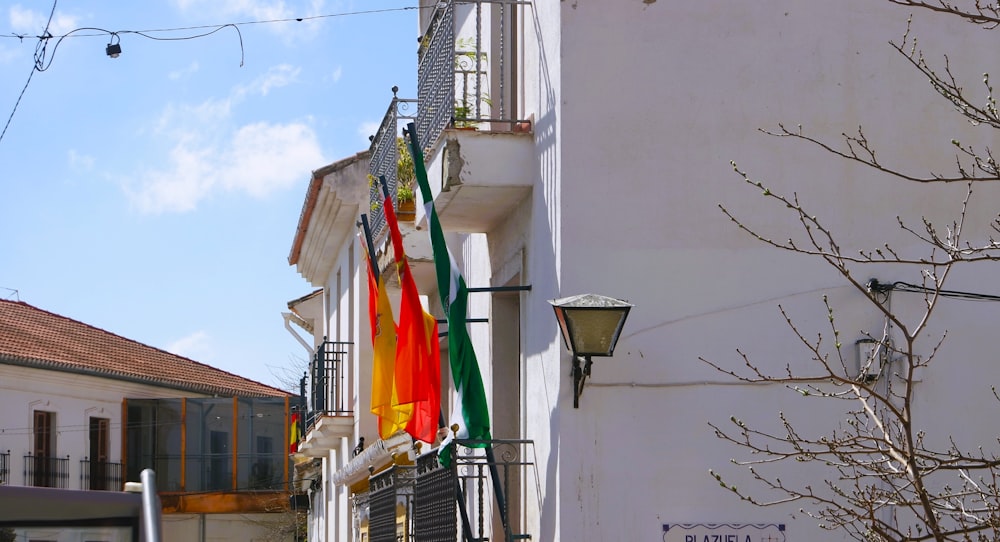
<box><xmin>453</xmin><ymin>38</ymin><xmax>491</xmax><ymax>130</ymax></box>
<box><xmin>396</xmin><ymin>137</ymin><xmax>417</xmax><ymax>221</ymax></box>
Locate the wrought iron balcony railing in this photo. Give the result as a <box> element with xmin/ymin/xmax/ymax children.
<box><xmin>308</xmin><ymin>339</ymin><xmax>353</xmax><ymax>428</ymax></box>
<box><xmin>361</xmin><ymin>439</ymin><xmax>536</xmax><ymax>542</ymax></box>
<box><xmin>367</xmin><ymin>1</ymin><xmax>528</xmax><ymax>241</ymax></box>
<box><xmin>0</xmin><ymin>450</ymin><xmax>8</xmax><ymax>485</ymax></box>
<box><xmin>24</xmin><ymin>454</ymin><xmax>69</xmax><ymax>488</ymax></box>
<box><xmin>367</xmin><ymin>87</ymin><xmax>418</xmax><ymax>242</ymax></box>
<box><xmin>80</xmin><ymin>458</ymin><xmax>123</xmax><ymax>491</ymax></box>
<box><xmin>416</xmin><ymin>0</ymin><xmax>527</xmax><ymax>152</ymax></box>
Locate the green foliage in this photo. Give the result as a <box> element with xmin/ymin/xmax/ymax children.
<box><xmin>396</xmin><ymin>137</ymin><xmax>415</xmax><ymax>203</ymax></box>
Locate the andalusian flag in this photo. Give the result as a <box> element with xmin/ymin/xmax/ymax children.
<box><xmin>382</xmin><ymin>180</ymin><xmax>441</xmax><ymax>444</ymax></box>
<box><xmin>406</xmin><ymin>123</ymin><xmax>491</xmax><ymax>465</ymax></box>
<box><xmin>366</xmin><ymin>247</ymin><xmax>411</xmax><ymax>438</ymax></box>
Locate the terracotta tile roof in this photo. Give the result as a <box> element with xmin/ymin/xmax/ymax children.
<box><xmin>0</xmin><ymin>299</ymin><xmax>290</xmax><ymax>398</ymax></box>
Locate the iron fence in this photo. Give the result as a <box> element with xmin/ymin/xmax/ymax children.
<box><xmin>0</xmin><ymin>450</ymin><xmax>8</xmax><ymax>485</ymax></box>
<box><xmin>80</xmin><ymin>458</ymin><xmax>123</xmax><ymax>491</ymax></box>
<box><xmin>368</xmin><ymin>88</ymin><xmax>418</xmax><ymax>242</ymax></box>
<box><xmin>24</xmin><ymin>454</ymin><xmax>69</xmax><ymax>488</ymax></box>
<box><xmin>416</xmin><ymin>0</ymin><xmax>527</xmax><ymax>153</ymax></box>
<box><xmin>416</xmin><ymin>0</ymin><xmax>455</xmax><ymax>154</ymax></box>
<box><xmin>356</xmin><ymin>439</ymin><xmax>535</xmax><ymax>542</ymax></box>
<box><xmin>369</xmin><ymin>464</ymin><xmax>416</xmax><ymax>542</ymax></box>
<box><xmin>308</xmin><ymin>339</ymin><xmax>353</xmax><ymax>428</ymax></box>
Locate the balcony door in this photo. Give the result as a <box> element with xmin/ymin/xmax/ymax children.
<box><xmin>89</xmin><ymin>417</ymin><xmax>110</xmax><ymax>490</ymax></box>
<box><xmin>33</xmin><ymin>410</ymin><xmax>54</xmax><ymax>487</ymax></box>
<box><xmin>491</xmin><ymin>277</ymin><xmax>523</xmax><ymax>538</ymax></box>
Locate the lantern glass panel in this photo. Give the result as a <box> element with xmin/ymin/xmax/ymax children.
<box><xmin>563</xmin><ymin>307</ymin><xmax>628</xmax><ymax>356</ymax></box>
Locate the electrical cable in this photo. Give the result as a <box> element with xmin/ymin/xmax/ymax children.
<box><xmin>870</xmin><ymin>278</ymin><xmax>1000</xmax><ymax>302</ymax></box>
<box><xmin>0</xmin><ymin>6</ymin><xmax>422</xmax><ymax>41</ymax></box>
<box><xmin>0</xmin><ymin>4</ymin><xmax>423</xmax><ymax>146</ymax></box>
<box><xmin>0</xmin><ymin>0</ymin><xmax>57</xmax><ymax>145</ymax></box>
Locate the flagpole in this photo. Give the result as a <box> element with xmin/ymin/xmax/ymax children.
<box><xmin>404</xmin><ymin>124</ymin><xmax>512</xmax><ymax>539</ymax></box>
<box><xmin>360</xmin><ymin>214</ymin><xmax>379</xmax><ymax>285</ymax></box>
<box><xmin>377</xmin><ymin>176</ymin><xmax>451</xmax><ymax>429</ymax></box>
<box><xmin>377</xmin><ymin>175</ymin><xmax>474</xmax><ymax>542</ymax></box>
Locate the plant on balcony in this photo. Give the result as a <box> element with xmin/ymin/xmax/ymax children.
<box><xmin>396</xmin><ymin>137</ymin><xmax>415</xmax><ymax>206</ymax></box>
<box><xmin>453</xmin><ymin>37</ymin><xmax>492</xmax><ymax>129</ymax></box>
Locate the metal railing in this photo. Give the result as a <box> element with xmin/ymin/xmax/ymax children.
<box><xmin>24</xmin><ymin>454</ymin><xmax>69</xmax><ymax>488</ymax></box>
<box><xmin>308</xmin><ymin>339</ymin><xmax>353</xmax><ymax>427</ymax></box>
<box><xmin>416</xmin><ymin>0</ymin><xmax>455</xmax><ymax>154</ymax></box>
<box><xmin>80</xmin><ymin>458</ymin><xmax>123</xmax><ymax>491</ymax></box>
<box><xmin>368</xmin><ymin>87</ymin><xmax>418</xmax><ymax>242</ymax></box>
<box><xmin>359</xmin><ymin>439</ymin><xmax>536</xmax><ymax>542</ymax></box>
<box><xmin>453</xmin><ymin>439</ymin><xmax>535</xmax><ymax>542</ymax></box>
<box><xmin>416</xmin><ymin>0</ymin><xmax>527</xmax><ymax>153</ymax></box>
<box><xmin>369</xmin><ymin>465</ymin><xmax>416</xmax><ymax>542</ymax></box>
<box><xmin>0</xmin><ymin>450</ymin><xmax>8</xmax><ymax>485</ymax></box>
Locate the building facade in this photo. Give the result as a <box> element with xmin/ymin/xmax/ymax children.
<box><xmin>0</xmin><ymin>299</ymin><xmax>299</xmax><ymax>541</ymax></box>
<box><xmin>288</xmin><ymin>2</ymin><xmax>1000</xmax><ymax>541</ymax></box>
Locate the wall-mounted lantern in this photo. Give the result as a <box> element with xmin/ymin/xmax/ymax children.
<box><xmin>549</xmin><ymin>293</ymin><xmax>633</xmax><ymax>408</ymax></box>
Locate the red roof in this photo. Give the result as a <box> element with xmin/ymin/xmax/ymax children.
<box><xmin>0</xmin><ymin>299</ymin><xmax>290</xmax><ymax>398</ymax></box>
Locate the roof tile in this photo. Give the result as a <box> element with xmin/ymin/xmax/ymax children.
<box><xmin>0</xmin><ymin>300</ymin><xmax>290</xmax><ymax>398</ymax></box>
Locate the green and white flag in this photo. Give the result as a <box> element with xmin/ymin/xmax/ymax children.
<box><xmin>406</xmin><ymin>122</ymin><xmax>491</xmax><ymax>466</ymax></box>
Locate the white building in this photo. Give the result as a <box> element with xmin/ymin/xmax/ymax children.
<box><xmin>287</xmin><ymin>2</ymin><xmax>1000</xmax><ymax>541</ymax></box>
<box><xmin>0</xmin><ymin>299</ymin><xmax>299</xmax><ymax>541</ymax></box>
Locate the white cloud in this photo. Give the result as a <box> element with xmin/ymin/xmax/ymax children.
<box><xmin>126</xmin><ymin>120</ymin><xmax>324</xmax><ymax>214</ymax></box>
<box><xmin>170</xmin><ymin>0</ymin><xmax>326</xmax><ymax>40</ymax></box>
<box><xmin>357</xmin><ymin>120</ymin><xmax>379</xmax><ymax>144</ymax></box>
<box><xmin>168</xmin><ymin>61</ymin><xmax>200</xmax><ymax>80</ymax></box>
<box><xmin>152</xmin><ymin>98</ymin><xmax>233</xmax><ymax>135</ymax></box>
<box><xmin>238</xmin><ymin>64</ymin><xmax>301</xmax><ymax>97</ymax></box>
<box><xmin>220</xmin><ymin>122</ymin><xmax>323</xmax><ymax>196</ymax></box>
<box><xmin>67</xmin><ymin>149</ymin><xmax>95</xmax><ymax>171</ymax></box>
<box><xmin>9</xmin><ymin>6</ymin><xmax>79</xmax><ymax>36</ymax></box>
<box><xmin>124</xmin><ymin>57</ymin><xmax>322</xmax><ymax>214</ymax></box>
<box><xmin>330</xmin><ymin>65</ymin><xmax>342</xmax><ymax>83</ymax></box>
<box><xmin>167</xmin><ymin>330</ymin><xmax>214</xmax><ymax>362</ymax></box>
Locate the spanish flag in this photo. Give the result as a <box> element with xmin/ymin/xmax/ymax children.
<box><xmin>289</xmin><ymin>412</ymin><xmax>300</xmax><ymax>454</ymax></box>
<box><xmin>367</xmin><ymin>247</ymin><xmax>412</xmax><ymax>438</ymax></box>
<box><xmin>382</xmin><ymin>179</ymin><xmax>441</xmax><ymax>444</ymax></box>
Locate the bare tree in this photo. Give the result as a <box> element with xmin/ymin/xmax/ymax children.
<box><xmin>704</xmin><ymin>4</ymin><xmax>1000</xmax><ymax>542</ymax></box>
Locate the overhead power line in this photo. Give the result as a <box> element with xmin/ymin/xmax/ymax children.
<box><xmin>0</xmin><ymin>5</ymin><xmax>421</xmax><ymax>41</ymax></box>
<box><xmin>0</xmin><ymin>4</ymin><xmax>422</xmax><ymax>146</ymax></box>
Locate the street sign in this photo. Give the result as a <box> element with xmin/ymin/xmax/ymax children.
<box><xmin>662</xmin><ymin>523</ymin><xmax>786</xmax><ymax>542</ymax></box>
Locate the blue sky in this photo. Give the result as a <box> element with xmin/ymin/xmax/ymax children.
<box><xmin>0</xmin><ymin>1</ymin><xmax>417</xmax><ymax>390</ymax></box>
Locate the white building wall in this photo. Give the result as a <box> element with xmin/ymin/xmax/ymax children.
<box><xmin>0</xmin><ymin>364</ymin><xmax>291</xmax><ymax>541</ymax></box>
<box><xmin>296</xmin><ymin>153</ymin><xmax>380</xmax><ymax>542</ymax></box>
<box><xmin>298</xmin><ymin>2</ymin><xmax>1000</xmax><ymax>541</ymax></box>
<box><xmin>525</xmin><ymin>1</ymin><xmax>1000</xmax><ymax>541</ymax></box>
<box><xmin>0</xmin><ymin>363</ymin><xmax>219</xmax><ymax>488</ymax></box>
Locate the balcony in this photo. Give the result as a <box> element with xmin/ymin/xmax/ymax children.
<box><xmin>298</xmin><ymin>340</ymin><xmax>354</xmax><ymax>457</ymax></box>
<box><xmin>368</xmin><ymin>0</ymin><xmax>533</xmax><ymax>236</ymax></box>
<box><xmin>80</xmin><ymin>458</ymin><xmax>123</xmax><ymax>491</ymax></box>
<box><xmin>125</xmin><ymin>396</ymin><xmax>293</xmax><ymax>505</ymax></box>
<box><xmin>356</xmin><ymin>439</ymin><xmax>536</xmax><ymax>542</ymax></box>
<box><xmin>415</xmin><ymin>0</ymin><xmax>529</xmax><ymax>152</ymax></box>
<box><xmin>24</xmin><ymin>454</ymin><xmax>69</xmax><ymax>488</ymax></box>
<box><xmin>367</xmin><ymin>89</ymin><xmax>418</xmax><ymax>243</ymax></box>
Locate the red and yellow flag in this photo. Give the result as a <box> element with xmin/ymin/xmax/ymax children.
<box><xmin>366</xmin><ymin>248</ymin><xmax>411</xmax><ymax>438</ymax></box>
<box><xmin>289</xmin><ymin>412</ymin><xmax>300</xmax><ymax>454</ymax></box>
<box><xmin>384</xmin><ymin>187</ymin><xmax>441</xmax><ymax>444</ymax></box>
